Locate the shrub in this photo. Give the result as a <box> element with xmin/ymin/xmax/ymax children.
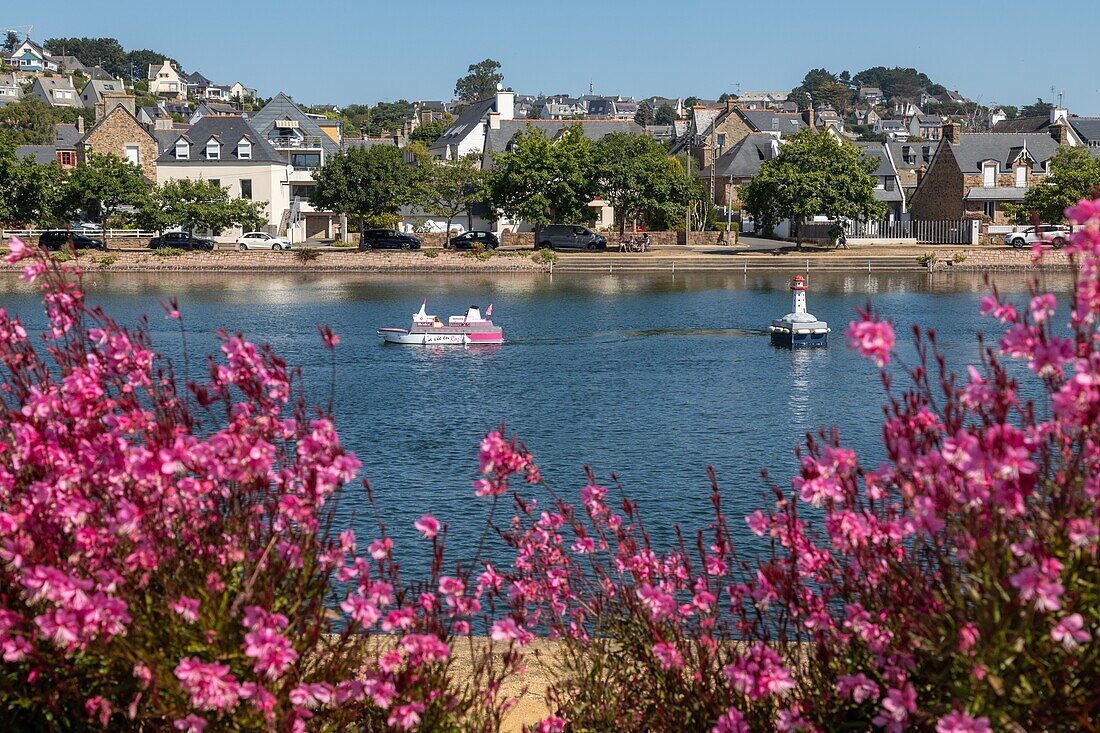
<box><xmin>471</xmin><ymin>242</ymin><xmax>486</xmax><ymax>257</ymax></box>
<box><xmin>331</xmin><ymin>240</ymin><xmax>357</xmax><ymax>248</ymax></box>
<box><xmin>152</xmin><ymin>247</ymin><xmax>185</xmax><ymax>257</ymax></box>
<box><xmin>953</xmin><ymin>251</ymin><xmax>967</xmax><ymax>263</ymax></box>
<box><xmin>294</xmin><ymin>248</ymin><xmax>321</xmax><ymax>263</ymax></box>
<box><xmin>0</xmin><ymin>238</ymin><xmax>521</xmax><ymax>731</ymax></box>
<box><xmin>916</xmin><ymin>251</ymin><xmax>939</xmax><ymax>267</ymax></box>
<box><xmin>533</xmin><ymin>248</ymin><xmax>558</xmax><ymax>265</ymax></box>
<box><xmin>93</xmin><ymin>254</ymin><xmax>119</xmax><ymax>269</ymax></box>
<box><xmin>423</xmin><ymin>248</ymin><xmax>440</xmax><ymax>259</ymax></box>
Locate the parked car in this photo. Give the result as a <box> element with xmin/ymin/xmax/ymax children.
<box><xmin>38</xmin><ymin>230</ymin><xmax>106</xmax><ymax>251</ymax></box>
<box><xmin>358</xmin><ymin>230</ymin><xmax>421</xmax><ymax>250</ymax></box>
<box><xmin>148</xmin><ymin>232</ymin><xmax>216</xmax><ymax>251</ymax></box>
<box><xmin>236</xmin><ymin>232</ymin><xmax>292</xmax><ymax>250</ymax></box>
<box><xmin>446</xmin><ymin>230</ymin><xmax>499</xmax><ymax>250</ymax></box>
<box><xmin>69</xmin><ymin>220</ymin><xmax>102</xmax><ymax>233</ymax></box>
<box><xmin>535</xmin><ymin>225</ymin><xmax>607</xmax><ymax>251</ymax></box>
<box><xmin>1005</xmin><ymin>225</ymin><xmax>1070</xmax><ymax>249</ymax></box>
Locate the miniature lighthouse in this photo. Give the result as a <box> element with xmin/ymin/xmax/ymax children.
<box><xmin>769</xmin><ymin>275</ymin><xmax>830</xmax><ymax>348</ymax></box>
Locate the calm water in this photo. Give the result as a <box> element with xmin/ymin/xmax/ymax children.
<box><xmin>0</xmin><ymin>269</ymin><xmax>1071</xmax><ymax>570</ymax></box>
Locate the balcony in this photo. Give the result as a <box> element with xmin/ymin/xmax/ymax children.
<box><xmin>269</xmin><ymin>135</ymin><xmax>326</xmax><ymax>150</ymax></box>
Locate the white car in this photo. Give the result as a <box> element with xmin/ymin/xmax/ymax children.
<box><xmin>236</xmin><ymin>232</ymin><xmax>292</xmax><ymax>251</ymax></box>
<box><xmin>1004</xmin><ymin>225</ymin><xmax>1070</xmax><ymax>249</ymax></box>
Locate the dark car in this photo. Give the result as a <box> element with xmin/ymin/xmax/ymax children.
<box><xmin>535</xmin><ymin>224</ymin><xmax>607</xmax><ymax>251</ymax></box>
<box><xmin>446</xmin><ymin>230</ymin><xmax>499</xmax><ymax>250</ymax></box>
<box><xmin>148</xmin><ymin>232</ymin><xmax>216</xmax><ymax>251</ymax></box>
<box><xmin>38</xmin><ymin>230</ymin><xmax>106</xmax><ymax>251</ymax></box>
<box><xmin>358</xmin><ymin>229</ymin><xmax>421</xmax><ymax>250</ymax></box>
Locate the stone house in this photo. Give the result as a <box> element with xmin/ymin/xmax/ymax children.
<box><xmin>697</xmin><ymin>132</ymin><xmax>780</xmax><ymax>209</ymax></box>
<box><xmin>671</xmin><ymin>101</ymin><xmax>810</xmax><ymax>171</ymax></box>
<box><xmin>908</xmin><ymin>122</ymin><xmax>1063</xmax><ymax>224</ymax></box>
<box><xmin>910</xmin><ymin>115</ymin><xmax>943</xmax><ymax>140</ymax></box>
<box><xmin>79</xmin><ymin>102</ymin><xmax>159</xmax><ymax>180</ymax></box>
<box><xmin>889</xmin><ymin>140</ymin><xmax>939</xmax><ymax>199</ymax></box>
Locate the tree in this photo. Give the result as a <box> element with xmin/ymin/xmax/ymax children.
<box><xmin>454</xmin><ymin>59</ymin><xmax>504</xmax><ymax>103</ymax></box>
<box><xmin>592</xmin><ymin>133</ymin><xmax>696</xmax><ymax>234</ymax></box>
<box><xmin>1008</xmin><ymin>146</ymin><xmax>1100</xmax><ymax>224</ymax></box>
<box><xmin>3</xmin><ymin>32</ymin><xmax>19</xmax><ymax>53</ymax></box>
<box><xmin>791</xmin><ymin>68</ymin><xmax>854</xmax><ymax>112</ymax></box>
<box><xmin>1020</xmin><ymin>98</ymin><xmax>1054</xmax><ymax>118</ymax></box>
<box><xmin>0</xmin><ymin>141</ymin><xmax>64</xmax><ymax>227</ymax></box>
<box><xmin>739</xmin><ymin>129</ymin><xmax>885</xmax><ymax>247</ymax></box>
<box><xmin>851</xmin><ymin>66</ymin><xmax>937</xmax><ymax>100</ymax></box>
<box><xmin>365</xmin><ymin>100</ymin><xmax>415</xmax><ymax>137</ymax></box>
<box><xmin>309</xmin><ymin>145</ymin><xmax>417</xmax><ymax>239</ymax></box>
<box><xmin>125</xmin><ymin>49</ymin><xmax>183</xmax><ymax>81</ymax></box>
<box><xmin>0</xmin><ymin>100</ymin><xmax>59</xmax><ymax>145</ymax></box>
<box><xmin>634</xmin><ymin>101</ymin><xmax>656</xmax><ymax>127</ymax></box>
<box><xmin>416</xmin><ymin>153</ymin><xmax>487</xmax><ymax>234</ymax></box>
<box><xmin>655</xmin><ymin>105</ymin><xmax>677</xmax><ymax>125</ymax></box>
<box><xmin>43</xmin><ymin>37</ymin><xmax>127</xmax><ymax>77</ymax></box>
<box><xmin>62</xmin><ymin>153</ymin><xmax>149</xmax><ymax>245</ymax></box>
<box><xmin>684</xmin><ymin>96</ymin><xmax>701</xmax><ymax>109</ymax></box>
<box><xmin>409</xmin><ymin>114</ymin><xmax>452</xmax><ymax>144</ymax></box>
<box><xmin>485</xmin><ymin>124</ymin><xmax>594</xmax><ymax>228</ymax></box>
<box><xmin>140</xmin><ymin>178</ymin><xmax>265</xmax><ymax>235</ymax></box>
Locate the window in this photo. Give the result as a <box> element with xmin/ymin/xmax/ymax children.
<box><xmin>240</xmin><ymin>179</ymin><xmax>252</xmax><ymax>199</ymax></box>
<box><xmin>717</xmin><ymin>134</ymin><xmax>726</xmax><ymax>149</ymax></box>
<box><xmin>125</xmin><ymin>145</ymin><xmax>140</xmax><ymax>165</ymax></box>
<box><xmin>1015</xmin><ymin>165</ymin><xmax>1027</xmax><ymax>188</ymax></box>
<box><xmin>982</xmin><ymin>162</ymin><xmax>996</xmax><ymax>188</ymax></box>
<box><xmin>58</xmin><ymin>151</ymin><xmax>75</xmax><ymax>166</ymax></box>
<box><xmin>175</xmin><ymin>141</ymin><xmax>189</xmax><ymax>159</ymax></box>
<box><xmin>885</xmin><ymin>177</ymin><xmax>895</xmax><ymax>191</ymax></box>
<box><xmin>206</xmin><ymin>140</ymin><xmax>220</xmax><ymax>160</ymax></box>
<box><xmin>984</xmin><ymin>201</ymin><xmax>997</xmax><ymax>218</ymax></box>
<box><xmin>237</xmin><ymin>140</ymin><xmax>252</xmax><ymax>160</ymax></box>
<box><xmin>290</xmin><ymin>152</ymin><xmax>321</xmax><ymax>170</ymax></box>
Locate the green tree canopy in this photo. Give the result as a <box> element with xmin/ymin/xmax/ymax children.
<box><xmin>484</xmin><ymin>125</ymin><xmax>594</xmax><ymax>228</ymax></box>
<box><xmin>309</xmin><ymin>145</ymin><xmax>418</xmax><ymax>237</ymax></box>
<box><xmin>634</xmin><ymin>101</ymin><xmax>655</xmax><ymax>127</ymax></box>
<box><xmin>1008</xmin><ymin>146</ymin><xmax>1100</xmax><ymax>224</ymax></box>
<box><xmin>62</xmin><ymin>153</ymin><xmax>149</xmax><ymax>242</ymax></box>
<box><xmin>139</xmin><ymin>179</ymin><xmax>265</xmax><ymax>234</ymax></box>
<box><xmin>125</xmin><ymin>49</ymin><xmax>183</xmax><ymax>81</ymax></box>
<box><xmin>0</xmin><ymin>100</ymin><xmax>60</xmax><ymax>145</ymax></box>
<box><xmin>3</xmin><ymin>32</ymin><xmax>19</xmax><ymax>53</ymax></box>
<box><xmin>739</xmin><ymin>129</ymin><xmax>885</xmax><ymax>244</ymax></box>
<box><xmin>43</xmin><ymin>37</ymin><xmax>127</xmax><ymax>77</ymax></box>
<box><xmin>791</xmin><ymin>68</ymin><xmax>854</xmax><ymax>112</ymax></box>
<box><xmin>655</xmin><ymin>105</ymin><xmax>677</xmax><ymax>125</ymax></box>
<box><xmin>851</xmin><ymin>66</ymin><xmax>940</xmax><ymax>100</ymax></box>
<box><xmin>0</xmin><ymin>141</ymin><xmax>64</xmax><ymax>227</ymax></box>
<box><xmin>415</xmin><ymin>153</ymin><xmax>487</xmax><ymax>234</ymax></box>
<box><xmin>592</xmin><ymin>133</ymin><xmax>696</xmax><ymax>233</ymax></box>
<box><xmin>454</xmin><ymin>59</ymin><xmax>504</xmax><ymax>103</ymax></box>
<box><xmin>409</xmin><ymin>114</ymin><xmax>452</xmax><ymax>144</ymax></box>
<box><xmin>1020</xmin><ymin>98</ymin><xmax>1054</xmax><ymax>118</ymax></box>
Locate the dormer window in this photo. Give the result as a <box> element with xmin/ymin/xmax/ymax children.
<box><xmin>206</xmin><ymin>140</ymin><xmax>221</xmax><ymax>160</ymax></box>
<box><xmin>175</xmin><ymin>140</ymin><xmax>189</xmax><ymax>159</ymax></box>
<box><xmin>1016</xmin><ymin>165</ymin><xmax>1027</xmax><ymax>188</ymax></box>
<box><xmin>982</xmin><ymin>162</ymin><xmax>997</xmax><ymax>188</ymax></box>
<box><xmin>238</xmin><ymin>139</ymin><xmax>252</xmax><ymax>160</ymax></box>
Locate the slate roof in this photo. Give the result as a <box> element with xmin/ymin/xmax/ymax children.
<box><xmin>247</xmin><ymin>92</ymin><xmax>340</xmax><ymax>156</ymax></box>
<box><xmin>87</xmin><ymin>65</ymin><xmax>115</xmax><ymax>81</ymax></box>
<box><xmin>991</xmin><ymin>116</ymin><xmax>1051</xmax><ymax>134</ymax></box>
<box><xmin>82</xmin><ymin>79</ymin><xmax>126</xmax><ymax>101</ymax></box>
<box><xmin>741</xmin><ymin>110</ymin><xmax>808</xmax><ymax>135</ymax></box>
<box><xmin>914</xmin><ymin>115</ymin><xmax>942</xmax><ymax>126</ymax></box>
<box><xmin>965</xmin><ymin>187</ymin><xmax>1028</xmax><ymax>201</ymax></box>
<box><xmin>698</xmin><ymin>133</ymin><xmax>778</xmax><ymax>179</ymax></box>
<box><xmin>156</xmin><ymin>116</ymin><xmax>283</xmax><ymax>164</ymax></box>
<box><xmin>1068</xmin><ymin>118</ymin><xmax>1100</xmax><ymax>143</ymax></box>
<box><xmin>16</xmin><ymin>145</ymin><xmax>57</xmax><ymax>164</ymax></box>
<box><xmin>483</xmin><ymin>119</ymin><xmax>643</xmax><ymax>169</ymax></box>
<box><xmin>54</xmin><ymin>124</ymin><xmax>81</xmax><ymax>149</ymax></box>
<box><xmin>889</xmin><ymin>141</ymin><xmax>939</xmax><ymax>170</ymax></box>
<box><xmin>185</xmin><ymin>71</ymin><xmax>213</xmax><ymax>85</ymax></box>
<box><xmin>36</xmin><ymin>76</ymin><xmax>77</xmax><ymax>95</ymax></box>
<box><xmin>52</xmin><ymin>55</ymin><xmax>89</xmax><ymax>73</ymax></box>
<box><xmin>878</xmin><ymin>120</ymin><xmax>906</xmax><ymax>130</ymax></box>
<box><xmin>856</xmin><ymin>142</ymin><xmax>898</xmax><ymax>178</ymax></box>
<box><xmin>949</xmin><ymin>133</ymin><xmax>1060</xmax><ymax>173</ymax></box>
<box><xmin>153</xmin><ymin>128</ymin><xmax>184</xmax><ymax>153</ymax></box>
<box><xmin>429</xmin><ymin>97</ymin><xmax>496</xmax><ymax>153</ymax></box>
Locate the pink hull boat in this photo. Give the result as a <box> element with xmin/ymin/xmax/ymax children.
<box><xmin>378</xmin><ymin>302</ymin><xmax>504</xmax><ymax>346</ymax></box>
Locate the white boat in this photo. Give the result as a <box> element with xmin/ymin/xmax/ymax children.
<box><xmin>378</xmin><ymin>301</ymin><xmax>504</xmax><ymax>345</ymax></box>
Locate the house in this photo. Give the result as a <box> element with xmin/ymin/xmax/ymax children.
<box><xmin>889</xmin><ymin>140</ymin><xmax>938</xmax><ymax>198</ymax></box>
<box><xmin>429</xmin><ymin>89</ymin><xmax>514</xmax><ymax>159</ymax></box>
<box><xmin>586</xmin><ymin>97</ymin><xmax>638</xmax><ymax>121</ymax></box>
<box><xmin>910</xmin><ymin>115</ymin><xmax>943</xmax><ymax>140</ymax></box>
<box><xmin>937</xmin><ymin>90</ymin><xmax>969</xmax><ymax>105</ymax></box>
<box><xmin>156</xmin><ymin>115</ymin><xmax>290</xmax><ymax>236</ymax></box>
<box><xmin>51</xmin><ymin>55</ymin><xmax>90</xmax><ymax>75</ymax></box>
<box><xmin>989</xmin><ymin>108</ymin><xmax>1008</xmax><ymax>129</ymax></box>
<box><xmin>204</xmin><ymin>85</ymin><xmax>232</xmax><ymax>101</ymax></box>
<box><xmin>892</xmin><ymin>100</ymin><xmax>922</xmax><ymax>122</ymax></box>
<box><xmin>859</xmin><ymin>86</ymin><xmax>884</xmax><ymax>106</ymax></box>
<box><xmin>816</xmin><ymin>105</ymin><xmax>844</xmax><ymax>132</ymax></box>
<box><xmin>697</xmin><ymin>132</ymin><xmax>780</xmax><ymax>209</ymax></box>
<box><xmin>80</xmin><ymin>78</ymin><xmax>127</xmax><ymax>109</ymax></box>
<box><xmin>908</xmin><ymin>122</ymin><xmax>1063</xmax><ymax>224</ymax></box>
<box><xmin>857</xmin><ymin>141</ymin><xmax>906</xmax><ymax>219</ymax></box>
<box><xmin>92</xmin><ymin>92</ymin><xmax>137</xmax><ymax>122</ymax></box>
<box><xmin>148</xmin><ymin>60</ymin><xmax>186</xmax><ymax>100</ymax></box>
<box><xmin>918</xmin><ymin>91</ymin><xmax>939</xmax><ymax>108</ymax></box>
<box><xmin>875</xmin><ymin>118</ymin><xmax>910</xmax><ymax>140</ymax></box>
<box><xmin>647</xmin><ymin>97</ymin><xmax>685</xmax><ymax>118</ymax></box>
<box><xmin>228</xmin><ymin>82</ymin><xmax>257</xmax><ymax>101</ymax></box>
<box><xmin>78</xmin><ymin>102</ymin><xmax>159</xmax><ymax>180</ymax></box>
<box><xmin>17</xmin><ymin>122</ymin><xmax>84</xmax><ymax>169</ymax></box>
<box><xmin>184</xmin><ymin>71</ymin><xmax>213</xmax><ymax>98</ymax></box>
<box><xmin>190</xmin><ymin>101</ymin><xmax>238</xmax><ymax>123</ymax></box>
<box><xmin>9</xmin><ymin>38</ymin><xmax>58</xmax><ymax>73</ymax></box>
<box><xmin>87</xmin><ymin>65</ymin><xmax>116</xmax><ymax>82</ymax></box>
<box><xmin>247</xmin><ymin>92</ymin><xmax>345</xmax><ymax>240</ymax></box>
<box><xmin>991</xmin><ymin>107</ymin><xmax>1086</xmax><ymax>146</ymax></box>
<box><xmin>0</xmin><ymin>73</ymin><xmax>22</xmax><ymax>106</ymax></box>
<box><xmin>670</xmin><ymin>101</ymin><xmax>810</xmax><ymax>171</ymax></box>
<box><xmin>736</xmin><ymin>91</ymin><xmax>789</xmax><ymax>109</ymax></box>
<box><xmin>539</xmin><ymin>96</ymin><xmax>586</xmax><ymax>119</ymax></box>
<box><xmin>855</xmin><ymin>108</ymin><xmax>881</xmax><ymax>127</ymax></box>
<box><xmin>31</xmin><ymin>77</ymin><xmax>79</xmax><ymax>108</ymax></box>
<box><xmin>1069</xmin><ymin>117</ymin><xmax>1100</xmax><ymax>149</ymax></box>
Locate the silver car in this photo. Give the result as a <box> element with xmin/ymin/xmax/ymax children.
<box><xmin>1004</xmin><ymin>225</ymin><xmax>1070</xmax><ymax>249</ymax></box>
<box><xmin>535</xmin><ymin>224</ymin><xmax>608</xmax><ymax>251</ymax></box>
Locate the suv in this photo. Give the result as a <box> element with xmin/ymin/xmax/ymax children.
<box><xmin>38</xmin><ymin>230</ymin><xmax>106</xmax><ymax>251</ymax></box>
<box><xmin>1005</xmin><ymin>225</ymin><xmax>1070</xmax><ymax>249</ymax></box>
<box><xmin>149</xmin><ymin>232</ymin><xmax>216</xmax><ymax>251</ymax></box>
<box><xmin>446</xmin><ymin>230</ymin><xmax>499</xmax><ymax>250</ymax></box>
<box><xmin>359</xmin><ymin>230</ymin><xmax>421</xmax><ymax>250</ymax></box>
<box><xmin>535</xmin><ymin>225</ymin><xmax>607</xmax><ymax>251</ymax></box>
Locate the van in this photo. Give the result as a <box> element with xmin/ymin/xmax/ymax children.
<box><xmin>535</xmin><ymin>225</ymin><xmax>607</xmax><ymax>251</ymax></box>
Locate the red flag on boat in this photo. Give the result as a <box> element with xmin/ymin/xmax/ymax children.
<box><xmin>486</xmin><ymin>304</ymin><xmax>493</xmax><ymax>316</ymax></box>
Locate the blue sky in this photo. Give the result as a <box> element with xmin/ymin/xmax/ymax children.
<box><xmin>11</xmin><ymin>0</ymin><xmax>1100</xmax><ymax>114</ymax></box>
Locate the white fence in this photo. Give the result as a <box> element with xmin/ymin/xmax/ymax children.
<box><xmin>2</xmin><ymin>229</ymin><xmax>158</xmax><ymax>239</ymax></box>
<box><xmin>800</xmin><ymin>219</ymin><xmax>979</xmax><ymax>245</ymax></box>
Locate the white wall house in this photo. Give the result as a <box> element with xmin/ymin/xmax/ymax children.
<box><xmin>429</xmin><ymin>89</ymin><xmax>514</xmax><ymax>160</ymax></box>
<box><xmin>148</xmin><ymin>60</ymin><xmax>186</xmax><ymax>100</ymax></box>
<box><xmin>31</xmin><ymin>77</ymin><xmax>79</xmax><ymax>108</ymax></box>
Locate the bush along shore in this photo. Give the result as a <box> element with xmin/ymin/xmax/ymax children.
<box><xmin>0</xmin><ymin>194</ymin><xmax>1097</xmax><ymax>733</ymax></box>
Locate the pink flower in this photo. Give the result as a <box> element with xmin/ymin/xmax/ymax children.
<box><xmin>413</xmin><ymin>514</ymin><xmax>440</xmax><ymax>539</ymax></box>
<box><xmin>387</xmin><ymin>701</ymin><xmax>425</xmax><ymax>730</ymax></box>
<box><xmin>174</xmin><ymin>657</ymin><xmax>241</xmax><ymax>711</ymax></box>
<box><xmin>846</xmin><ymin>312</ymin><xmax>895</xmax><ymax>367</ymax></box>
<box><xmin>837</xmin><ymin>673</ymin><xmax>879</xmax><ymax>703</ymax></box>
<box><xmin>491</xmin><ymin>617</ymin><xmax>532</xmax><ymax>644</ymax></box>
<box><xmin>368</xmin><ymin>537</ymin><xmax>392</xmax><ymax>560</ymax></box>
<box><xmin>712</xmin><ymin>707</ymin><xmax>749</xmax><ymax>733</ymax></box>
<box><xmin>170</xmin><ymin>596</ymin><xmax>200</xmax><ymax>623</ymax></box>
<box><xmin>339</xmin><ymin>529</ymin><xmax>356</xmax><ymax>553</ymax></box>
<box><xmin>4</xmin><ymin>236</ymin><xmax>29</xmax><ymax>264</ymax></box>
<box><xmin>957</xmin><ymin>623</ymin><xmax>980</xmax><ymax>653</ymax></box>
<box><xmin>723</xmin><ymin>643</ymin><xmax>795</xmax><ymax>700</ymax></box>
<box><xmin>872</xmin><ymin>684</ymin><xmax>916</xmax><ymax>732</ymax></box>
<box><xmin>317</xmin><ymin>325</ymin><xmax>340</xmax><ymax>349</ymax></box>
<box><xmin>652</xmin><ymin>641</ymin><xmax>683</xmax><ymax>670</ymax></box>
<box><xmin>936</xmin><ymin>710</ymin><xmax>992</xmax><ymax>733</ymax></box>
<box><xmin>173</xmin><ymin>715</ymin><xmax>207</xmax><ymax>733</ymax></box>
<box><xmin>132</xmin><ymin>663</ymin><xmax>153</xmax><ymax>689</ymax></box>
<box><xmin>532</xmin><ymin>717</ymin><xmax>567</xmax><ymax>733</ymax></box>
<box><xmin>1051</xmin><ymin>613</ymin><xmax>1091</xmax><ymax>649</ymax></box>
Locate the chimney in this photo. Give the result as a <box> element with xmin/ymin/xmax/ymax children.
<box><xmin>1050</xmin><ymin>106</ymin><xmax>1068</xmax><ymax>125</ymax></box>
<box><xmin>943</xmin><ymin>121</ymin><xmax>961</xmax><ymax>144</ymax></box>
<box><xmin>487</xmin><ymin>110</ymin><xmax>501</xmax><ymax>130</ymax></box>
<box><xmin>917</xmin><ymin>164</ymin><xmax>927</xmax><ymax>186</ymax></box>
<box><xmin>725</xmin><ymin>97</ymin><xmax>736</xmax><ymax>113</ymax></box>
<box><xmin>802</xmin><ymin>107</ymin><xmax>814</xmax><ymax>129</ymax></box>
<box><xmin>494</xmin><ymin>86</ymin><xmax>514</xmax><ymax>121</ymax></box>
<box><xmin>1050</xmin><ymin>123</ymin><xmax>1069</xmax><ymax>145</ymax></box>
<box><xmin>76</xmin><ymin>115</ymin><xmax>85</xmax><ymax>135</ymax></box>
